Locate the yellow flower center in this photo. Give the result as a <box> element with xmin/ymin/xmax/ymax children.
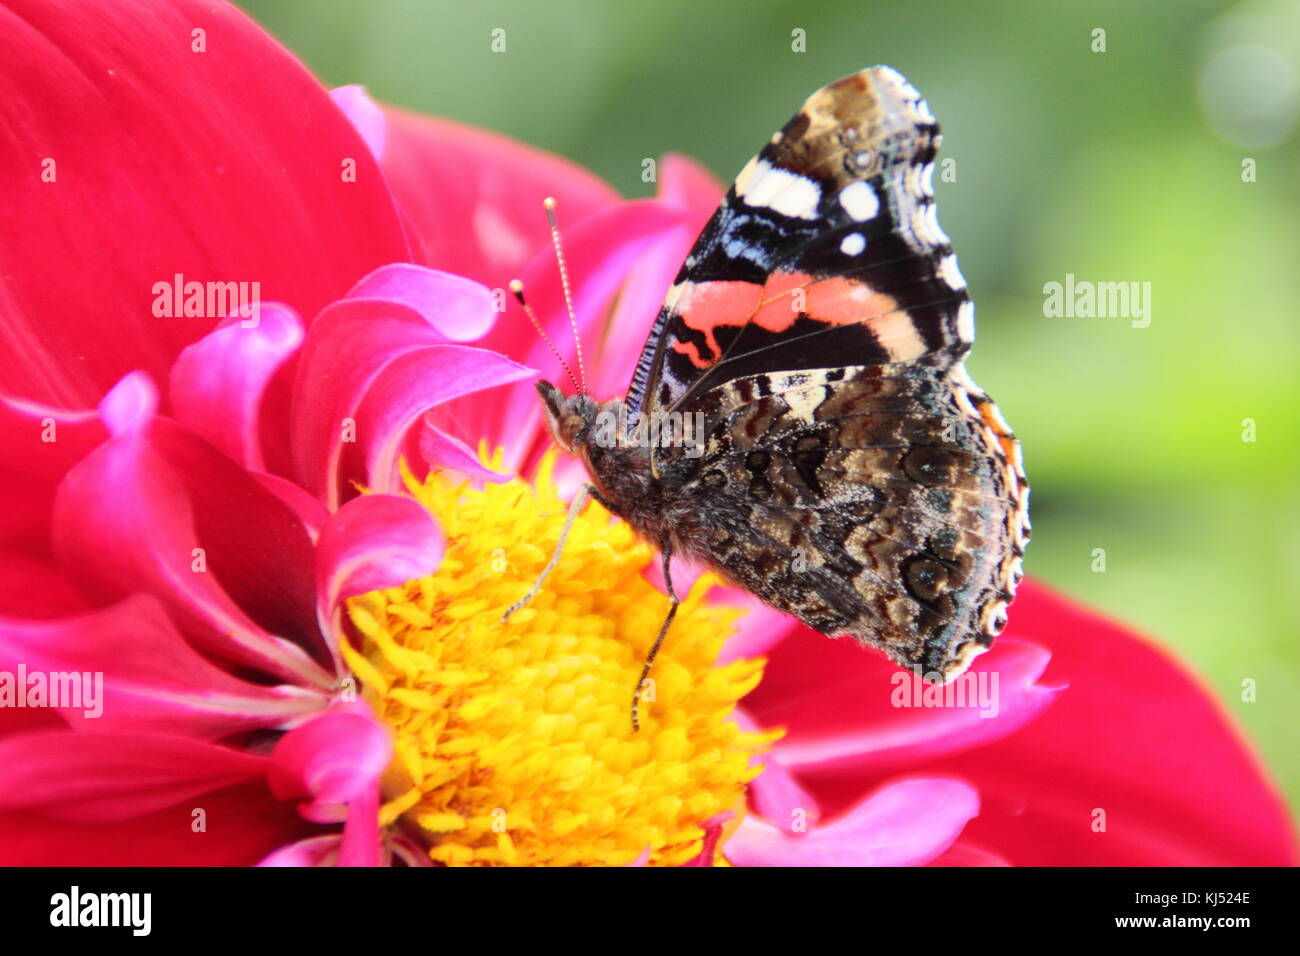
<box><xmin>341</xmin><ymin>452</ymin><xmax>772</xmax><ymax>866</ymax></box>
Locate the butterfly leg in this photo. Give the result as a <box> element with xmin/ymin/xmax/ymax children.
<box><xmin>630</xmin><ymin>544</ymin><xmax>679</xmax><ymax>733</ymax></box>
<box><xmin>502</xmin><ymin>482</ymin><xmax>592</xmax><ymax>623</ymax></box>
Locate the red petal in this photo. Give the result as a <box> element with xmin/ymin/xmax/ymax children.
<box><xmin>929</xmin><ymin>839</ymin><xmax>1012</xmax><ymax>867</ymax></box>
<box><xmin>745</xmin><ymin>629</ymin><xmax>1060</xmax><ymax>777</ymax></box>
<box><xmin>806</xmin><ymin>581</ymin><xmax>1299</xmax><ymax>865</ymax></box>
<box><xmin>364</xmin><ymin>101</ymin><xmax>620</xmax><ymax>286</ymax></box>
<box><xmin>0</xmin><ymin>780</ymin><xmax>319</xmax><ymax>866</ymax></box>
<box><xmin>0</xmin><ymin>549</ymin><xmax>91</xmax><ymax>618</ymax></box>
<box><xmin>0</xmin><ymin>0</ymin><xmax>409</xmax><ymax>407</ymax></box>
<box><xmin>0</xmin><ymin>731</ymin><xmax>269</xmax><ymax>821</ymax></box>
<box><xmin>0</xmin><ymin>393</ymin><xmax>104</xmax><ymax>549</ymax></box>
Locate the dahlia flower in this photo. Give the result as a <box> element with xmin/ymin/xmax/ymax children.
<box><xmin>0</xmin><ymin>0</ymin><xmax>1293</xmax><ymax>867</ymax></box>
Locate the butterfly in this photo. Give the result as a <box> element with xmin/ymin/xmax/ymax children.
<box><xmin>505</xmin><ymin>66</ymin><xmax>1030</xmax><ymax>730</ymax></box>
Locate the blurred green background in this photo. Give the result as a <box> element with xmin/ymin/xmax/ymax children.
<box><xmin>242</xmin><ymin>0</ymin><xmax>1300</xmax><ymax>816</ymax></box>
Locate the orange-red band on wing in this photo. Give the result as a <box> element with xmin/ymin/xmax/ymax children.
<box><xmin>669</xmin><ymin>271</ymin><xmax>911</xmax><ymax>369</ymax></box>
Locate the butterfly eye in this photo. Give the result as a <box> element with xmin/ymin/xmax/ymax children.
<box><xmin>851</xmin><ymin>149</ymin><xmax>875</xmax><ymax>171</ymax></box>
<box><xmin>561</xmin><ymin>414</ymin><xmax>587</xmax><ymax>449</ymax></box>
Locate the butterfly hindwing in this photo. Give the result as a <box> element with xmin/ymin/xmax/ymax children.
<box><xmin>655</xmin><ymin>362</ymin><xmax>1029</xmax><ymax>678</ymax></box>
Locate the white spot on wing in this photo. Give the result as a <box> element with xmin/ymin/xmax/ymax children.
<box><xmin>939</xmin><ymin>254</ymin><xmax>967</xmax><ymax>291</ymax></box>
<box><xmin>840</xmin><ymin>233</ymin><xmax>866</xmax><ymax>256</ymax></box>
<box><xmin>734</xmin><ymin>156</ymin><xmax>762</xmax><ymax>195</ymax></box>
<box><xmin>735</xmin><ymin>158</ymin><xmax>821</xmax><ymax>219</ymax></box>
<box><xmin>956</xmin><ymin>299</ymin><xmax>975</xmax><ymax>341</ymax></box>
<box><xmin>839</xmin><ymin>181</ymin><xmax>879</xmax><ymax>221</ymax></box>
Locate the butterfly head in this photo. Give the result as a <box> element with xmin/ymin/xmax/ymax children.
<box><xmin>538</xmin><ymin>380</ymin><xmax>598</xmax><ymax>453</ymax></box>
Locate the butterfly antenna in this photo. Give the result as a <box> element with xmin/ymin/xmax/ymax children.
<box><xmin>509</xmin><ymin>279</ymin><xmax>581</xmax><ymax>395</ymax></box>
<box><xmin>543</xmin><ymin>196</ymin><xmax>587</xmax><ymax>397</ymax></box>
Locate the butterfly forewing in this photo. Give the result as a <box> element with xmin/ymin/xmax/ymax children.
<box><xmin>626</xmin><ymin>66</ymin><xmax>973</xmax><ymax>422</ymax></box>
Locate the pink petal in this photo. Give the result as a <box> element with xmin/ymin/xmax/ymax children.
<box><xmin>0</xmin><ymin>0</ymin><xmax>408</xmax><ymax>407</ymax></box>
<box><xmin>461</xmin><ymin>200</ymin><xmax>699</xmax><ymax>472</ymax></box>
<box><xmin>268</xmin><ymin>707</ymin><xmax>391</xmax><ymax>867</ymax></box>
<box><xmin>0</xmin><ymin>731</ymin><xmax>269</xmax><ymax>822</ymax></box>
<box><xmin>591</xmin><ymin>215</ymin><xmax>699</xmax><ymax>403</ymax></box>
<box><xmin>715</xmin><ymin>586</ymin><xmax>802</xmax><ymax>665</ymax></box>
<box><xmin>338</xmin><ymin>780</ymin><xmax>383</xmax><ymax>867</ymax></box>
<box><xmin>658</xmin><ymin>152</ymin><xmax>725</xmax><ymax>216</ymax></box>
<box><xmin>0</xmin><ymin>593</ymin><xmax>326</xmax><ymax>738</ymax></box>
<box><xmin>577</xmin><ymin>152</ymin><xmax>721</xmax><ymax>404</ymax></box>
<box><xmin>417</xmin><ymin>424</ymin><xmax>511</xmax><ymax>484</ymax></box>
<box><xmin>289</xmin><ymin>268</ymin><xmax>499</xmax><ymax>506</ymax></box>
<box><xmin>259</xmin><ymin>834</ymin><xmax>342</xmax><ymax>867</ymax></box>
<box><xmin>314</xmin><ymin>493</ymin><xmax>443</xmax><ymax>671</ymax></box>
<box><xmin>52</xmin><ymin>375</ymin><xmax>330</xmax><ymax>688</ymax></box>
<box><xmin>928</xmin><ymin>840</ymin><xmax>1012</xmax><ymax>866</ymax></box>
<box><xmin>728</xmin><ymin>776</ymin><xmax>979</xmax><ymax>867</ymax></box>
<box><xmin>746</xmin><ymin>752</ymin><xmax>823</xmax><ymax>832</ymax></box>
<box><xmin>344</xmin><ymin>345</ymin><xmax>534</xmax><ymax>496</ymax></box>
<box><xmin>509</xmin><ymin>200</ymin><xmax>695</xmax><ymax>397</ymax></box>
<box><xmin>268</xmin><ymin>708</ymin><xmax>391</xmax><ymax>811</ymax></box>
<box><xmin>330</xmin><ymin>86</ymin><xmax>386</xmax><ymax>161</ymax></box>
<box><xmin>99</xmin><ymin>368</ymin><xmax>156</xmax><ymax>434</ymax></box>
<box><xmin>578</xmin><ymin>152</ymin><xmax>723</xmax><ymax>405</ymax></box>
<box><xmin>169</xmin><ymin>304</ymin><xmax>304</xmax><ymax>472</ymax></box>
<box><xmin>345</xmin><ymin>263</ymin><xmax>498</xmax><ymax>342</ymax></box>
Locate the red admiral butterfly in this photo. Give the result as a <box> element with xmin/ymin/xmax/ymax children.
<box><xmin>506</xmin><ymin>66</ymin><xmax>1030</xmax><ymax>730</ymax></box>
